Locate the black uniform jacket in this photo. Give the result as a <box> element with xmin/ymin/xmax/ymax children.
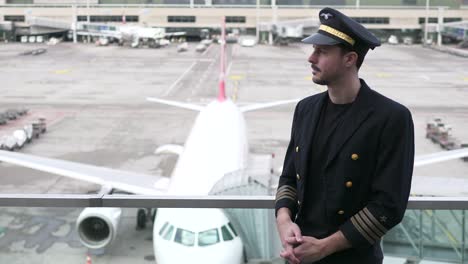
<box><xmin>275</xmin><ymin>79</ymin><xmax>414</xmax><ymax>263</ymax></box>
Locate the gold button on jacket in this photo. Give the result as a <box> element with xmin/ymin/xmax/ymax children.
<box><xmin>296</xmin><ymin>173</ymin><xmax>301</xmax><ymax>180</ymax></box>
<box><xmin>338</xmin><ymin>210</ymin><xmax>345</xmax><ymax>215</ymax></box>
<box><xmin>295</xmin><ymin>146</ymin><xmax>299</xmax><ymax>152</ymax></box>
<box><xmin>346</xmin><ymin>181</ymin><xmax>353</xmax><ymax>188</ymax></box>
<box><xmin>351</xmin><ymin>153</ymin><xmax>359</xmax><ymax>160</ymax></box>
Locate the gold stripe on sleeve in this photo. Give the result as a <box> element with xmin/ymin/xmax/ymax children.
<box><xmin>350</xmin><ymin>217</ymin><xmax>375</xmax><ymax>244</ymax></box>
<box><xmin>363</xmin><ymin>208</ymin><xmax>388</xmax><ymax>233</ymax></box>
<box><xmin>354</xmin><ymin>213</ymin><xmax>380</xmax><ymax>241</ymax></box>
<box><xmin>357</xmin><ymin>211</ymin><xmax>384</xmax><ymax>238</ymax></box>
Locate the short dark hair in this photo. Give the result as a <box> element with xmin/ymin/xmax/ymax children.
<box><xmin>337</xmin><ymin>44</ymin><xmax>368</xmax><ymax>70</ymax></box>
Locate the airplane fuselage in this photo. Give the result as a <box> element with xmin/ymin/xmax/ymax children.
<box><xmin>154</xmin><ymin>99</ymin><xmax>247</xmax><ymax>264</ymax></box>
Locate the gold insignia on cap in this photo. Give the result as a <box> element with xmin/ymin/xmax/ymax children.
<box><xmin>319</xmin><ymin>25</ymin><xmax>355</xmax><ymax>46</ymax></box>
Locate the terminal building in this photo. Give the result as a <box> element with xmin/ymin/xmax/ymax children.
<box><xmin>0</xmin><ymin>0</ymin><xmax>468</xmax><ymax>44</ymax></box>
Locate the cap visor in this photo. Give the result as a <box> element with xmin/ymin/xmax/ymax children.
<box><xmin>302</xmin><ymin>33</ymin><xmax>341</xmax><ymax>45</ymax></box>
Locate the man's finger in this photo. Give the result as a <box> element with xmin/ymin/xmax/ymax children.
<box><xmin>285</xmin><ymin>236</ymin><xmax>301</xmax><ymax>244</ymax></box>
<box><xmin>281</xmin><ymin>246</ymin><xmax>300</xmax><ymax>264</ymax></box>
<box><xmin>293</xmin><ymin>227</ymin><xmax>303</xmax><ymax>242</ymax></box>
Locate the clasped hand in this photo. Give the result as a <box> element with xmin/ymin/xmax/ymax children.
<box><xmin>278</xmin><ymin>222</ymin><xmax>327</xmax><ymax>264</ymax></box>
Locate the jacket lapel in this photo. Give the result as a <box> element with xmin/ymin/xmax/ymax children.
<box><xmin>301</xmin><ymin>92</ymin><xmax>327</xmax><ymax>171</ymax></box>
<box><xmin>325</xmin><ymin>81</ymin><xmax>375</xmax><ymax>169</ymax></box>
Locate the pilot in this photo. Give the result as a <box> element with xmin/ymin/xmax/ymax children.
<box><xmin>275</xmin><ymin>7</ymin><xmax>414</xmax><ymax>264</ymax></box>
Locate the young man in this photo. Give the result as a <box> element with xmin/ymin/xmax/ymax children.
<box><xmin>275</xmin><ymin>7</ymin><xmax>414</xmax><ymax>264</ymax></box>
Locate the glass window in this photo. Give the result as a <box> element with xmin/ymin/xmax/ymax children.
<box><xmin>228</xmin><ymin>222</ymin><xmax>238</xmax><ymax>236</ymax></box>
<box><xmin>226</xmin><ymin>16</ymin><xmax>246</xmax><ymax>23</ymax></box>
<box><xmin>4</xmin><ymin>16</ymin><xmax>25</xmax><ymax>22</ymax></box>
<box><xmin>167</xmin><ymin>16</ymin><xmax>196</xmax><ymax>23</ymax></box>
<box><xmin>418</xmin><ymin>17</ymin><xmax>439</xmax><ymax>24</ymax></box>
<box><xmin>174</xmin><ymin>228</ymin><xmax>195</xmax><ymax>246</ymax></box>
<box><xmin>198</xmin><ymin>228</ymin><xmax>220</xmax><ymax>247</ymax></box>
<box><xmin>221</xmin><ymin>225</ymin><xmax>234</xmax><ymax>241</ymax></box>
<box><xmin>351</xmin><ymin>17</ymin><xmax>389</xmax><ymax>25</ymax></box>
<box><xmin>162</xmin><ymin>225</ymin><xmax>174</xmax><ymax>240</ymax></box>
<box><xmin>6</xmin><ymin>0</ymin><xmax>32</xmax><ymax>3</ymax></box>
<box><xmin>159</xmin><ymin>222</ymin><xmax>169</xmax><ymax>236</ymax></box>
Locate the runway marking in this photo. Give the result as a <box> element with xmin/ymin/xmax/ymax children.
<box><xmin>53</xmin><ymin>69</ymin><xmax>71</xmax><ymax>75</ymax></box>
<box><xmin>419</xmin><ymin>74</ymin><xmax>431</xmax><ymax>81</ymax></box>
<box><xmin>376</xmin><ymin>73</ymin><xmax>393</xmax><ymax>78</ymax></box>
<box><xmin>226</xmin><ymin>61</ymin><xmax>233</xmax><ymax>77</ymax></box>
<box><xmin>201</xmin><ymin>43</ymin><xmax>212</xmax><ymax>56</ymax></box>
<box><xmin>164</xmin><ymin>62</ymin><xmax>197</xmax><ymax>96</ymax></box>
<box><xmin>229</xmin><ymin>75</ymin><xmax>244</xmax><ymax>81</ymax></box>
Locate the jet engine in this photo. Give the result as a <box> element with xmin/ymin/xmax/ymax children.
<box><xmin>76</xmin><ymin>208</ymin><xmax>122</xmax><ymax>249</ymax></box>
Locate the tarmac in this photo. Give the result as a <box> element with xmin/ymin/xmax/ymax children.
<box><xmin>0</xmin><ymin>41</ymin><xmax>467</xmax><ymax>263</ymax></box>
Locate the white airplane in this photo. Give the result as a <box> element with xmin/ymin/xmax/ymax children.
<box><xmin>0</xmin><ymin>19</ymin><xmax>299</xmax><ymax>264</ymax></box>
<box><xmin>76</xmin><ymin>23</ymin><xmax>184</xmax><ymax>48</ymax></box>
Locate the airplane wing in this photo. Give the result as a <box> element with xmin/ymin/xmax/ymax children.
<box><xmin>411</xmin><ymin>176</ymin><xmax>468</xmax><ymax>196</ymax></box>
<box><xmin>414</xmin><ymin>148</ymin><xmax>468</xmax><ymax>167</ymax></box>
<box><xmin>239</xmin><ymin>99</ymin><xmax>300</xmax><ymax>113</ymax></box>
<box><xmin>0</xmin><ymin>150</ymin><xmax>168</xmax><ymax>195</ymax></box>
<box><xmin>147</xmin><ymin>97</ymin><xmax>204</xmax><ymax>111</ymax></box>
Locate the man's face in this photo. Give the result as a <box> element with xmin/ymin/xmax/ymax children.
<box><xmin>307</xmin><ymin>45</ymin><xmax>347</xmax><ymax>86</ymax></box>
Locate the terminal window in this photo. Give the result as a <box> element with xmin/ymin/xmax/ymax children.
<box><xmin>6</xmin><ymin>0</ymin><xmax>32</xmax><ymax>3</ymax></box>
<box><xmin>418</xmin><ymin>17</ymin><xmax>461</xmax><ymax>24</ymax></box>
<box><xmin>4</xmin><ymin>15</ymin><xmax>25</xmax><ymax>22</ymax></box>
<box><xmin>226</xmin><ymin>16</ymin><xmax>246</xmax><ymax>23</ymax></box>
<box><xmin>77</xmin><ymin>16</ymin><xmax>139</xmax><ymax>23</ymax></box>
<box><xmin>168</xmin><ymin>16</ymin><xmax>196</xmax><ymax>23</ymax></box>
<box><xmin>402</xmin><ymin>0</ymin><xmax>417</xmax><ymax>5</ymax></box>
<box><xmin>351</xmin><ymin>17</ymin><xmax>389</xmax><ymax>24</ymax></box>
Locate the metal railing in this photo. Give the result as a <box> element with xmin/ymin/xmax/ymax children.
<box><xmin>0</xmin><ymin>194</ymin><xmax>467</xmax><ymax>209</ymax></box>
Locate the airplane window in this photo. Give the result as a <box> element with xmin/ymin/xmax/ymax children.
<box><xmin>221</xmin><ymin>225</ymin><xmax>234</xmax><ymax>241</ymax></box>
<box><xmin>162</xmin><ymin>225</ymin><xmax>174</xmax><ymax>241</ymax></box>
<box><xmin>228</xmin><ymin>222</ymin><xmax>238</xmax><ymax>237</ymax></box>
<box><xmin>198</xmin><ymin>228</ymin><xmax>220</xmax><ymax>247</ymax></box>
<box><xmin>159</xmin><ymin>222</ymin><xmax>169</xmax><ymax>236</ymax></box>
<box><xmin>174</xmin><ymin>228</ymin><xmax>195</xmax><ymax>247</ymax></box>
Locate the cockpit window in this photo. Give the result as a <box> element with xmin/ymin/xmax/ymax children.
<box><xmin>198</xmin><ymin>228</ymin><xmax>220</xmax><ymax>247</ymax></box>
<box><xmin>159</xmin><ymin>222</ymin><xmax>169</xmax><ymax>236</ymax></box>
<box><xmin>221</xmin><ymin>225</ymin><xmax>234</xmax><ymax>241</ymax></box>
<box><xmin>174</xmin><ymin>228</ymin><xmax>195</xmax><ymax>247</ymax></box>
<box><xmin>162</xmin><ymin>225</ymin><xmax>174</xmax><ymax>241</ymax></box>
<box><xmin>228</xmin><ymin>222</ymin><xmax>238</xmax><ymax>237</ymax></box>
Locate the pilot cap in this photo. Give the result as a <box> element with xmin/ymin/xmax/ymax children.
<box><xmin>302</xmin><ymin>7</ymin><xmax>381</xmax><ymax>50</ymax></box>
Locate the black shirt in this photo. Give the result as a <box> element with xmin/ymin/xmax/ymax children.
<box><xmin>300</xmin><ymin>96</ymin><xmax>353</xmax><ymax>238</ymax></box>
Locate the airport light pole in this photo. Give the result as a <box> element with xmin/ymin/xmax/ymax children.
<box><xmin>424</xmin><ymin>0</ymin><xmax>430</xmax><ymax>45</ymax></box>
<box><xmin>87</xmin><ymin>0</ymin><xmax>90</xmax><ymax>43</ymax></box>
<box><xmin>256</xmin><ymin>0</ymin><xmax>259</xmax><ymax>42</ymax></box>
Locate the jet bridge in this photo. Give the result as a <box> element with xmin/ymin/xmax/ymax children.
<box><xmin>210</xmin><ymin>154</ymin><xmax>282</xmax><ymax>262</ymax></box>
<box><xmin>259</xmin><ymin>18</ymin><xmax>319</xmax><ymax>45</ymax></box>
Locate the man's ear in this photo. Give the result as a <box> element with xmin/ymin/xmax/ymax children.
<box><xmin>343</xmin><ymin>51</ymin><xmax>358</xmax><ymax>68</ymax></box>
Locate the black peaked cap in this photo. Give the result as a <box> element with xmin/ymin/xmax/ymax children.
<box><xmin>302</xmin><ymin>7</ymin><xmax>381</xmax><ymax>50</ymax></box>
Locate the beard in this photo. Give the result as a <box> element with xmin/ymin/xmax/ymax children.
<box><xmin>312</xmin><ymin>76</ymin><xmax>329</xmax><ymax>86</ymax></box>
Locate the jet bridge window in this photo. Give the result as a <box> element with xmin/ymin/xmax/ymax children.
<box><xmin>198</xmin><ymin>228</ymin><xmax>220</xmax><ymax>247</ymax></box>
<box><xmin>221</xmin><ymin>225</ymin><xmax>234</xmax><ymax>241</ymax></box>
<box><xmin>228</xmin><ymin>222</ymin><xmax>238</xmax><ymax>237</ymax></box>
<box><xmin>174</xmin><ymin>228</ymin><xmax>195</xmax><ymax>247</ymax></box>
<box><xmin>162</xmin><ymin>225</ymin><xmax>174</xmax><ymax>241</ymax></box>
